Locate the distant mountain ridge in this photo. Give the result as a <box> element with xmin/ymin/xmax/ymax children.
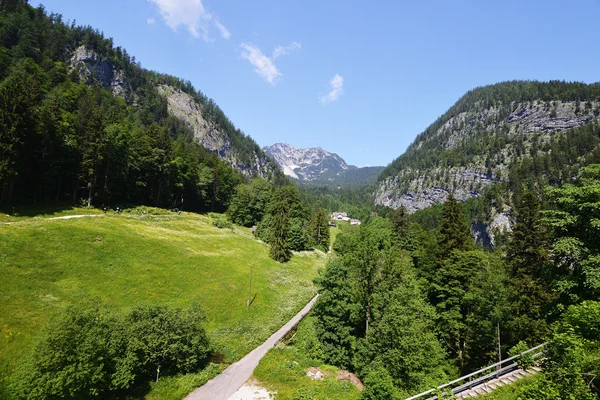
<box><xmin>263</xmin><ymin>143</ymin><xmax>384</xmax><ymax>187</ymax></box>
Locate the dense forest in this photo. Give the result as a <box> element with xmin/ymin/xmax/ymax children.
<box><xmin>310</xmin><ymin>164</ymin><xmax>600</xmax><ymax>399</ymax></box>
<box><xmin>0</xmin><ymin>0</ymin><xmax>283</xmax><ymax>211</ymax></box>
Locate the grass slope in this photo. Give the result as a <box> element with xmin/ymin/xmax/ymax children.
<box><xmin>0</xmin><ymin>207</ymin><xmax>326</xmax><ymax>397</ymax></box>
<box><xmin>253</xmin><ymin>315</ymin><xmax>362</xmax><ymax>400</ymax></box>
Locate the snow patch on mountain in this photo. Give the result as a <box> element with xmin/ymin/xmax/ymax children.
<box><xmin>263</xmin><ymin>143</ymin><xmax>352</xmax><ymax>181</ymax></box>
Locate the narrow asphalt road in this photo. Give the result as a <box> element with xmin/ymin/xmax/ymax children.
<box><xmin>185</xmin><ymin>294</ymin><xmax>320</xmax><ymax>400</ymax></box>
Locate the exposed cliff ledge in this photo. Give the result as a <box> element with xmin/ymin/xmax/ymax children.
<box><xmin>157</xmin><ymin>85</ymin><xmax>229</xmax><ymax>156</ymax></box>
<box><xmin>69</xmin><ymin>46</ymin><xmax>129</xmax><ymax>98</ymax></box>
<box><xmin>157</xmin><ymin>85</ymin><xmax>273</xmax><ymax>178</ymax></box>
<box><xmin>375</xmin><ymin>97</ymin><xmax>600</xmax><ymax>213</ymax></box>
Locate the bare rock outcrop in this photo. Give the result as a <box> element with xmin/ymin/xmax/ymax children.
<box><xmin>69</xmin><ymin>46</ymin><xmax>129</xmax><ymax>98</ymax></box>
<box><xmin>374</xmin><ymin>99</ymin><xmax>600</xmax><ymax>213</ymax></box>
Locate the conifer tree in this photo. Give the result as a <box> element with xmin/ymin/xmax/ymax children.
<box><xmin>310</xmin><ymin>208</ymin><xmax>330</xmax><ymax>251</ymax></box>
<box><xmin>268</xmin><ymin>187</ymin><xmax>291</xmax><ymax>262</ymax></box>
<box><xmin>506</xmin><ymin>190</ymin><xmax>551</xmax><ymax>342</ymax></box>
<box><xmin>437</xmin><ymin>193</ymin><xmax>472</xmax><ymax>259</ymax></box>
<box><xmin>507</xmin><ymin>191</ymin><xmax>549</xmax><ymax>278</ymax></box>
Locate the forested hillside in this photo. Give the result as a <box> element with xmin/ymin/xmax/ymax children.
<box><xmin>0</xmin><ymin>0</ymin><xmax>283</xmax><ymax>210</ymax></box>
<box><xmin>376</xmin><ymin>80</ymin><xmax>600</xmax><ymax>213</ymax></box>
<box><xmin>309</xmin><ymin>164</ymin><xmax>600</xmax><ymax>399</ymax></box>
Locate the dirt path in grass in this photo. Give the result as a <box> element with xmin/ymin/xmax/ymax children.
<box><xmin>1</xmin><ymin>214</ymin><xmax>103</xmax><ymax>225</ymax></box>
<box><xmin>185</xmin><ymin>294</ymin><xmax>320</xmax><ymax>400</ymax></box>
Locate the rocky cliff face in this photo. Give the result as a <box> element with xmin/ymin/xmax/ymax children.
<box><xmin>158</xmin><ymin>85</ymin><xmax>274</xmax><ymax>177</ymax></box>
<box><xmin>263</xmin><ymin>143</ymin><xmax>351</xmax><ymax>180</ymax></box>
<box><xmin>69</xmin><ymin>46</ymin><xmax>129</xmax><ymax>98</ymax></box>
<box><xmin>157</xmin><ymin>85</ymin><xmax>229</xmax><ymax>156</ymax></box>
<box><xmin>375</xmin><ymin>83</ymin><xmax>600</xmax><ymax>213</ymax></box>
<box><xmin>68</xmin><ymin>46</ymin><xmax>276</xmax><ymax>178</ymax></box>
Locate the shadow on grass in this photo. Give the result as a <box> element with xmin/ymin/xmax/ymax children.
<box><xmin>0</xmin><ymin>202</ymin><xmax>82</xmax><ymax>218</ymax></box>
<box><xmin>249</xmin><ymin>293</ymin><xmax>258</xmax><ymax>306</ymax></box>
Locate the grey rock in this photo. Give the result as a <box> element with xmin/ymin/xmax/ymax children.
<box><xmin>374</xmin><ymin>99</ymin><xmax>600</xmax><ymax>212</ymax></box>
<box><xmin>69</xmin><ymin>46</ymin><xmax>129</xmax><ymax>98</ymax></box>
<box><xmin>158</xmin><ymin>85</ymin><xmax>272</xmax><ymax>177</ymax></box>
<box><xmin>263</xmin><ymin>143</ymin><xmax>351</xmax><ymax>181</ymax></box>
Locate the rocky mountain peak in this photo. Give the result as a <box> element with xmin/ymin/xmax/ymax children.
<box><xmin>263</xmin><ymin>143</ymin><xmax>352</xmax><ymax>181</ymax></box>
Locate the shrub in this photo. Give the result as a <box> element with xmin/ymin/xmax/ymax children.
<box><xmin>212</xmin><ymin>216</ymin><xmax>233</xmax><ymax>229</ymax></box>
<box><xmin>508</xmin><ymin>341</ymin><xmax>536</xmax><ymax>371</ymax></box>
<box><xmin>9</xmin><ymin>304</ymin><xmax>211</xmax><ymax>399</ymax></box>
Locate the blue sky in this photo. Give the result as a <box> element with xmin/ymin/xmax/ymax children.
<box><xmin>35</xmin><ymin>0</ymin><xmax>600</xmax><ymax>167</ymax></box>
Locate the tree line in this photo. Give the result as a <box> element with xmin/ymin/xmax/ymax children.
<box><xmin>0</xmin><ymin>1</ymin><xmax>282</xmax><ymax>210</ymax></box>
<box><xmin>311</xmin><ymin>165</ymin><xmax>600</xmax><ymax>399</ymax></box>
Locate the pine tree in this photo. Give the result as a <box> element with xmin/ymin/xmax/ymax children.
<box><xmin>269</xmin><ymin>188</ymin><xmax>291</xmax><ymax>262</ymax></box>
<box><xmin>438</xmin><ymin>193</ymin><xmax>472</xmax><ymax>259</ymax></box>
<box><xmin>310</xmin><ymin>208</ymin><xmax>330</xmax><ymax>251</ymax></box>
<box><xmin>389</xmin><ymin>206</ymin><xmax>409</xmax><ymax>238</ymax></box>
<box><xmin>506</xmin><ymin>190</ymin><xmax>551</xmax><ymax>343</ymax></box>
<box><xmin>507</xmin><ymin>191</ymin><xmax>549</xmax><ymax>278</ymax></box>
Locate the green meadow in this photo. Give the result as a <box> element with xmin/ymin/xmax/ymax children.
<box><xmin>0</xmin><ymin>208</ymin><xmax>326</xmax><ymax>396</ymax></box>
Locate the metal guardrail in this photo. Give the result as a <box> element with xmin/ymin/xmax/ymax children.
<box><xmin>404</xmin><ymin>343</ymin><xmax>546</xmax><ymax>400</ymax></box>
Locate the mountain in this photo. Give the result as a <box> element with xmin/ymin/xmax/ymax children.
<box><xmin>69</xmin><ymin>46</ymin><xmax>278</xmax><ymax>178</ymax></box>
<box><xmin>263</xmin><ymin>143</ymin><xmax>384</xmax><ymax>187</ymax></box>
<box><xmin>375</xmin><ymin>80</ymin><xmax>600</xmax><ymax>213</ymax></box>
<box><xmin>0</xmin><ymin>2</ymin><xmax>285</xmax><ymax>210</ymax></box>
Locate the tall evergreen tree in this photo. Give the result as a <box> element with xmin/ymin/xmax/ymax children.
<box><xmin>506</xmin><ymin>190</ymin><xmax>551</xmax><ymax>343</ymax></box>
<box><xmin>268</xmin><ymin>187</ymin><xmax>292</xmax><ymax>262</ymax></box>
<box><xmin>437</xmin><ymin>194</ymin><xmax>472</xmax><ymax>260</ymax></box>
<box><xmin>313</xmin><ymin>259</ymin><xmax>362</xmax><ymax>370</ymax></box>
<box><xmin>309</xmin><ymin>208</ymin><xmax>330</xmax><ymax>251</ymax></box>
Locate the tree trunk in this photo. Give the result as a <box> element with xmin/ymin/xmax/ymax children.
<box><xmin>103</xmin><ymin>162</ymin><xmax>109</xmax><ymax>201</ymax></box>
<box><xmin>365</xmin><ymin>299</ymin><xmax>371</xmax><ymax>341</ymax></box>
<box><xmin>7</xmin><ymin>182</ymin><xmax>14</xmax><ymax>205</ymax></box>
<box><xmin>55</xmin><ymin>176</ymin><xmax>62</xmax><ymax>203</ymax></box>
<box><xmin>72</xmin><ymin>181</ymin><xmax>77</xmax><ymax>204</ymax></box>
<box><xmin>155</xmin><ymin>179</ymin><xmax>162</xmax><ymax>207</ymax></box>
<box><xmin>497</xmin><ymin>322</ymin><xmax>502</xmax><ymax>377</ymax></box>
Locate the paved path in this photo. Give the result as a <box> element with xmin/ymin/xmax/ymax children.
<box><xmin>185</xmin><ymin>294</ymin><xmax>320</xmax><ymax>400</ymax></box>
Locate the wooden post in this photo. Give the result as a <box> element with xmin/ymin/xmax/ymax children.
<box><xmin>497</xmin><ymin>322</ymin><xmax>502</xmax><ymax>378</ymax></box>
<box><xmin>247</xmin><ymin>264</ymin><xmax>253</xmax><ymax>307</ymax></box>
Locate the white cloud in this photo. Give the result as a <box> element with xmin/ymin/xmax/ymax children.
<box><xmin>240</xmin><ymin>43</ymin><xmax>281</xmax><ymax>85</ymax></box>
<box><xmin>320</xmin><ymin>74</ymin><xmax>344</xmax><ymax>104</ymax></box>
<box><xmin>147</xmin><ymin>17</ymin><xmax>156</xmax><ymax>24</ymax></box>
<box><xmin>272</xmin><ymin>41</ymin><xmax>301</xmax><ymax>60</ymax></box>
<box><xmin>148</xmin><ymin>0</ymin><xmax>230</xmax><ymax>41</ymax></box>
<box><xmin>240</xmin><ymin>41</ymin><xmax>301</xmax><ymax>85</ymax></box>
<box><xmin>213</xmin><ymin>19</ymin><xmax>231</xmax><ymax>40</ymax></box>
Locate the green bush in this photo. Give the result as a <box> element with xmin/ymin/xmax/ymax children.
<box><xmin>9</xmin><ymin>304</ymin><xmax>211</xmax><ymax>399</ymax></box>
<box><xmin>362</xmin><ymin>366</ymin><xmax>399</xmax><ymax>400</ymax></box>
<box><xmin>508</xmin><ymin>341</ymin><xmax>535</xmax><ymax>371</ymax></box>
<box><xmin>212</xmin><ymin>217</ymin><xmax>233</xmax><ymax>229</ymax></box>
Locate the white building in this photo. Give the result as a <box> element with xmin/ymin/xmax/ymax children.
<box><xmin>331</xmin><ymin>212</ymin><xmax>347</xmax><ymax>220</ymax></box>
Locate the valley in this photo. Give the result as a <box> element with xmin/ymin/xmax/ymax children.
<box><xmin>1</xmin><ymin>1</ymin><xmax>600</xmax><ymax>400</ymax></box>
